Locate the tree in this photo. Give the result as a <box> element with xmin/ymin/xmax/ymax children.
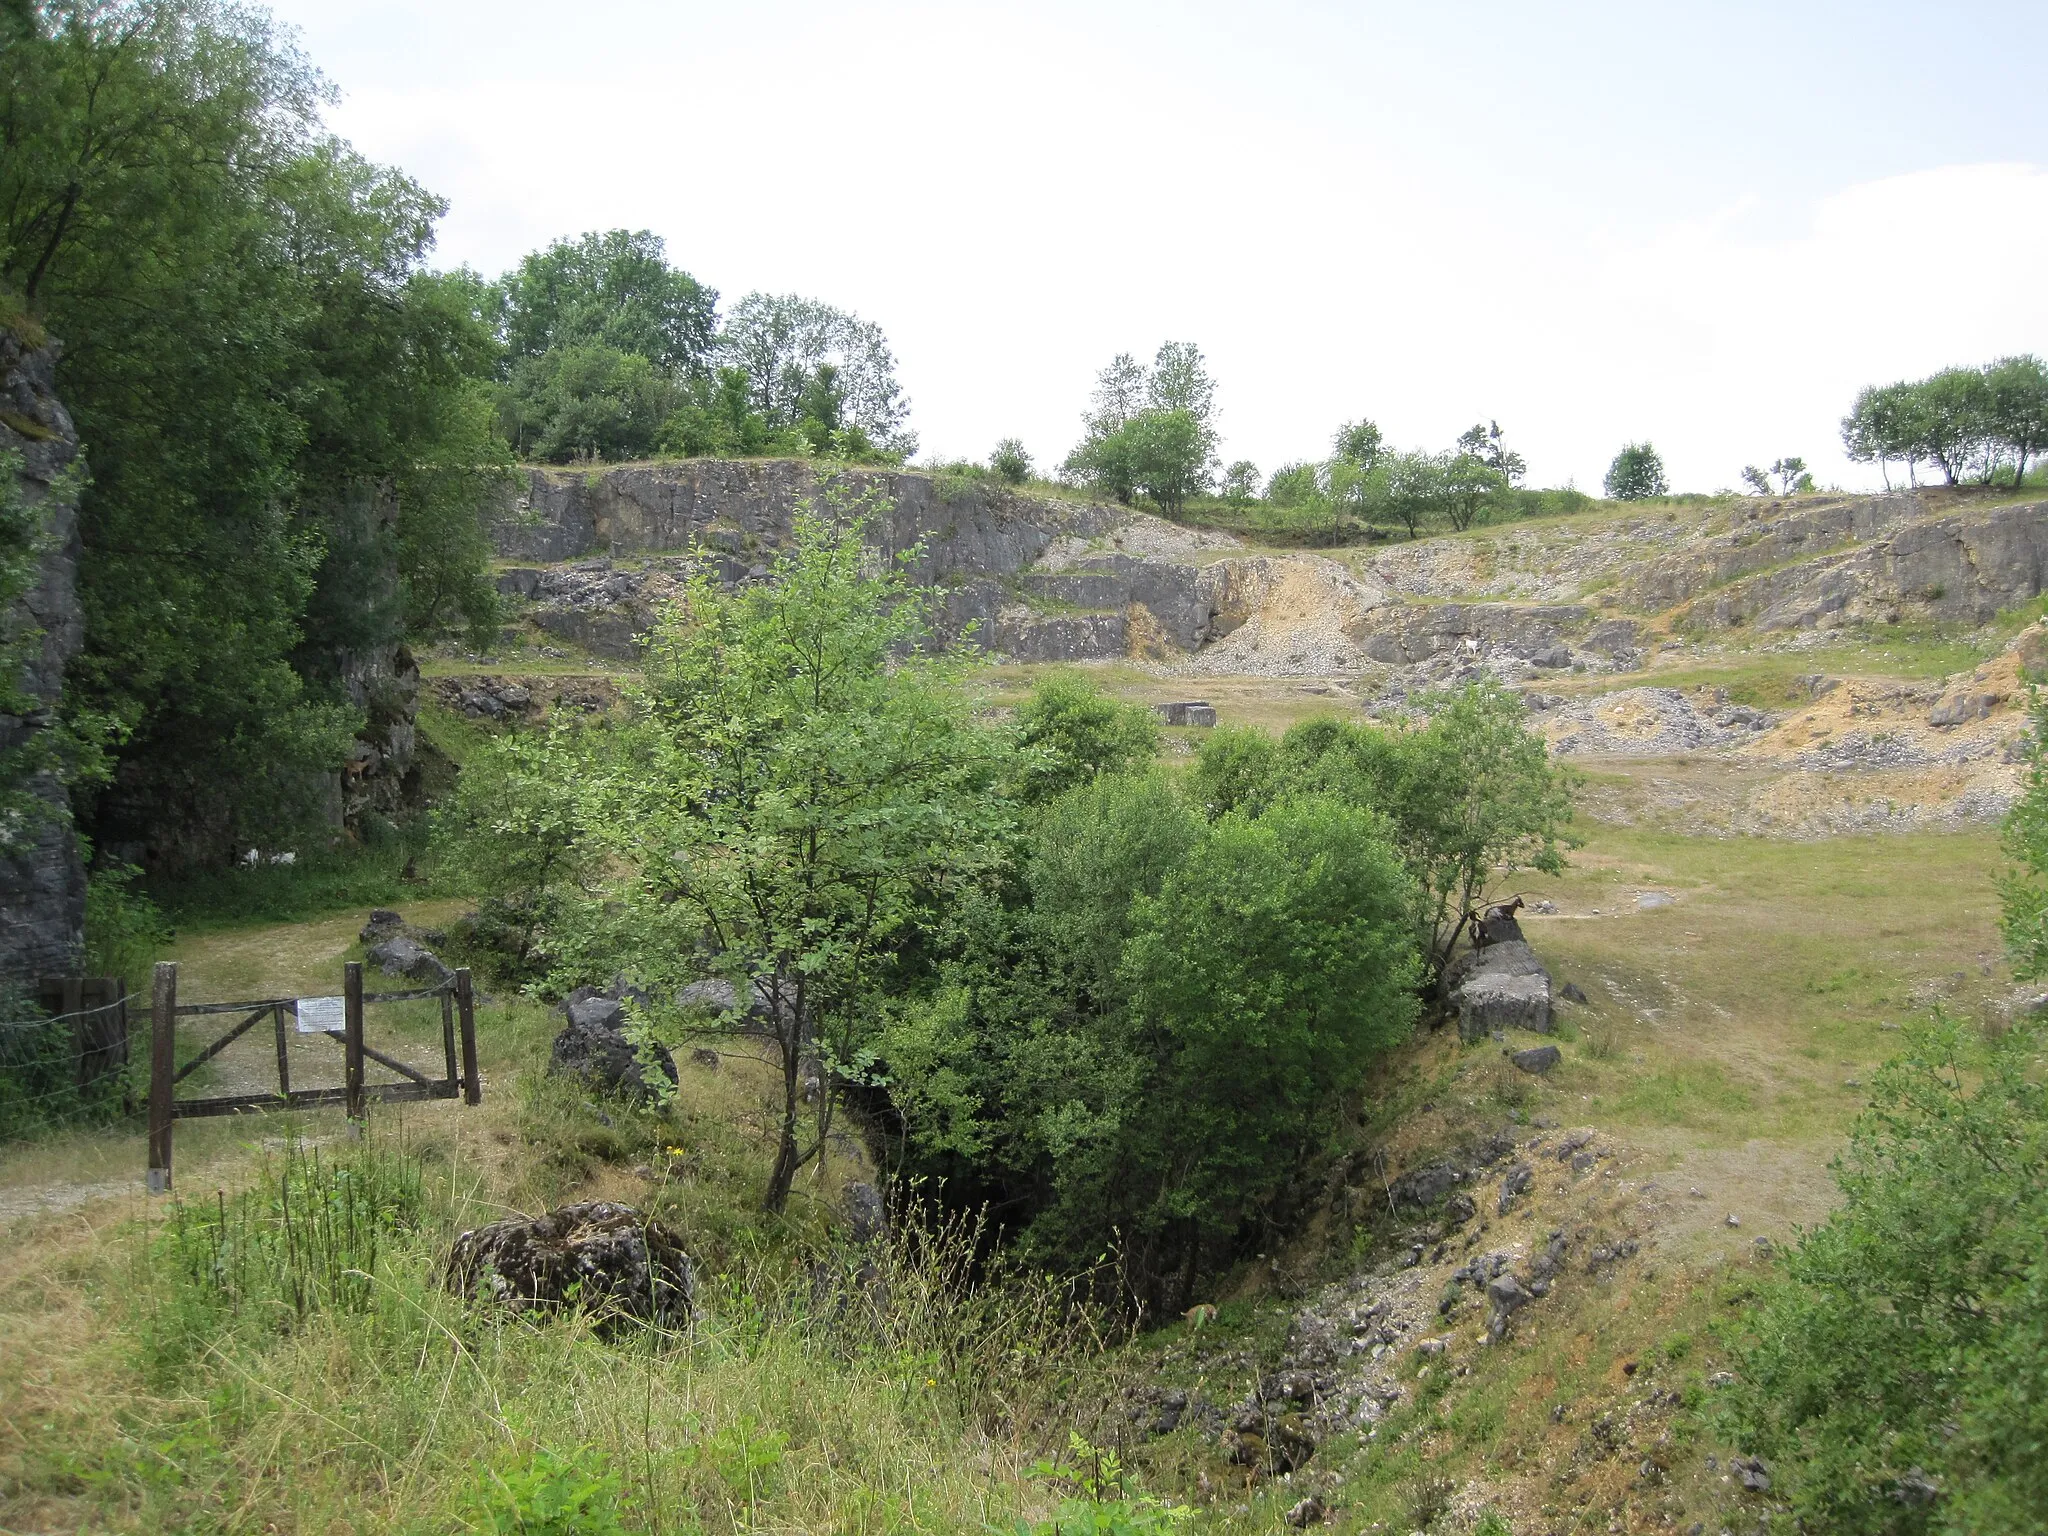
<box><xmin>1011</xmin><ymin>673</ymin><xmax>1159</xmax><ymax>804</ymax></box>
<box><xmin>988</xmin><ymin>437</ymin><xmax>1032</xmax><ymax>484</ymax></box>
<box><xmin>1440</xmin><ymin>451</ymin><xmax>1509</xmax><ymax>531</ymax></box>
<box><xmin>1913</xmin><ymin>367</ymin><xmax>1995</xmax><ymax>485</ymax></box>
<box><xmin>1063</xmin><ymin>345</ymin><xmax>1218</xmax><ymax>511</ymax></box>
<box><xmin>1112</xmin><ymin>796</ymin><xmax>1419</xmax><ymax>1299</ymax></box>
<box><xmin>1740</xmin><ymin>465</ymin><xmax>1773</xmax><ymax>496</ymax></box>
<box><xmin>1265</xmin><ymin>462</ymin><xmax>1323</xmax><ymax>507</ymax></box>
<box><xmin>1378</xmin><ymin>449</ymin><xmax>1444</xmax><ymax>537</ymax></box>
<box><xmin>658</xmin><ymin>366</ymin><xmax>801</xmax><ymax>458</ymax></box>
<box><xmin>4</xmin><ymin>0</ymin><xmax>505</xmax><ymax>864</ymax></box>
<box><xmin>1124</xmin><ymin>409</ymin><xmax>1210</xmax><ymax>516</ymax></box>
<box><xmin>883</xmin><ymin>779</ymin><xmax>1420</xmax><ymax>1310</ymax></box>
<box><xmin>1985</xmin><ymin>354</ymin><xmax>2048</xmax><ymax>484</ymax></box>
<box><xmin>1332</xmin><ymin>419</ymin><xmax>1384</xmax><ymax>472</ymax></box>
<box><xmin>577</xmin><ymin>502</ymin><xmax>1008</xmax><ymax>1212</ymax></box>
<box><xmin>1841</xmin><ymin>381</ymin><xmax>1928</xmax><ymax>490</ymax></box>
<box><xmin>1769</xmin><ymin>456</ymin><xmax>1814</xmax><ymax>494</ymax></box>
<box><xmin>1999</xmin><ymin>690</ymin><xmax>2048</xmax><ymax>976</ymax></box>
<box><xmin>1207</xmin><ymin>691</ymin><xmax>1576</xmax><ymax>979</ymax></box>
<box><xmin>1219</xmin><ymin>459</ymin><xmax>1260</xmax><ymax>506</ymax></box>
<box><xmin>1455</xmin><ymin>420</ymin><xmax>1526</xmax><ymax>486</ymax></box>
<box><xmin>1062</xmin><ymin>420</ymin><xmax>1140</xmax><ymax>504</ymax></box>
<box><xmin>1145</xmin><ymin>341</ymin><xmax>1217</xmax><ymax>430</ymax></box>
<box><xmin>432</xmin><ymin>721</ymin><xmax>596</xmax><ymax>978</ymax></box>
<box><xmin>1722</xmin><ymin>1013</ymin><xmax>2048</xmax><ymax>1535</ymax></box>
<box><xmin>1604</xmin><ymin>442</ymin><xmax>1668</xmax><ymax>500</ymax></box>
<box><xmin>715</xmin><ymin>292</ymin><xmax>915</xmax><ymax>458</ymax></box>
<box><xmin>504</xmin><ymin>344</ymin><xmax>677</xmax><ymax>462</ymax></box>
<box><xmin>1087</xmin><ymin>352</ymin><xmax>1146</xmax><ymax>432</ymax></box>
<box><xmin>496</xmin><ymin>229</ymin><xmax>716</xmax><ymax>378</ymax></box>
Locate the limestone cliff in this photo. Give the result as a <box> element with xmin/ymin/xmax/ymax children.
<box><xmin>0</xmin><ymin>327</ymin><xmax>86</xmax><ymax>984</ymax></box>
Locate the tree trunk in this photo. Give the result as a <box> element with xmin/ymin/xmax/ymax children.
<box><xmin>763</xmin><ymin>1035</ymin><xmax>802</xmax><ymax>1212</ymax></box>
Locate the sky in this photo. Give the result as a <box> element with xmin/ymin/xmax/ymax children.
<box><xmin>266</xmin><ymin>0</ymin><xmax>2048</xmax><ymax>493</ymax></box>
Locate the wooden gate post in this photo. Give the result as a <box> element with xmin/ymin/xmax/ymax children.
<box><xmin>343</xmin><ymin>960</ymin><xmax>365</xmax><ymax>1134</ymax></box>
<box><xmin>455</xmin><ymin>967</ymin><xmax>481</xmax><ymax>1106</ymax></box>
<box><xmin>147</xmin><ymin>962</ymin><xmax>177</xmax><ymax>1194</ymax></box>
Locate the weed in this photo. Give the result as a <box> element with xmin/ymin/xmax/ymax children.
<box><xmin>1017</xmin><ymin>1433</ymin><xmax>1189</xmax><ymax>1534</ymax></box>
<box><xmin>467</xmin><ymin>1447</ymin><xmax>632</xmax><ymax>1535</ymax></box>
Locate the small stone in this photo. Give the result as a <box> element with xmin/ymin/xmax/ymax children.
<box><xmin>1726</xmin><ymin>1213</ymin><xmax>1741</xmax><ymax>1227</ymax></box>
<box><xmin>1559</xmin><ymin>981</ymin><xmax>1588</xmax><ymax>1004</ymax></box>
<box><xmin>1283</xmin><ymin>1494</ymin><xmax>1326</xmax><ymax>1527</ymax></box>
<box><xmin>1732</xmin><ymin>1454</ymin><xmax>1772</xmax><ymax>1492</ymax></box>
<box><xmin>1689</xmin><ymin>1186</ymin><xmax>1706</xmax><ymax>1198</ymax></box>
<box><xmin>1635</xmin><ymin>890</ymin><xmax>1676</xmax><ymax>909</ymax></box>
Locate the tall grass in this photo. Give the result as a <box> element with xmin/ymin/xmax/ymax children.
<box><xmin>87</xmin><ymin>1134</ymin><xmax>1128</xmax><ymax>1533</ymax></box>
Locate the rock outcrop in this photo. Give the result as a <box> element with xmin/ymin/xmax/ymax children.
<box><xmin>1447</xmin><ymin>939</ymin><xmax>1553</xmax><ymax>1043</ymax></box>
<box><xmin>0</xmin><ymin>326</ymin><xmax>85</xmax><ymax>984</ymax></box>
<box><xmin>1618</xmin><ymin>490</ymin><xmax>2048</xmax><ymax>632</ymax></box>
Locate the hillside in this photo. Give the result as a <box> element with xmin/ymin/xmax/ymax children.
<box><xmin>469</xmin><ymin>462</ymin><xmax>2048</xmax><ymax>837</ymax></box>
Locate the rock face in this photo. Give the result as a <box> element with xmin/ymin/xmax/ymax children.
<box><xmin>1616</xmin><ymin>490</ymin><xmax>2048</xmax><ymax>632</ymax></box>
<box><xmin>444</xmin><ymin>1201</ymin><xmax>695</xmax><ymax>1332</ymax></box>
<box><xmin>0</xmin><ymin>328</ymin><xmax>86</xmax><ymax>984</ymax></box>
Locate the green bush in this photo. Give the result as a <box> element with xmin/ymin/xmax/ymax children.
<box><xmin>1720</xmin><ymin>1014</ymin><xmax>2048</xmax><ymax>1533</ymax></box>
<box><xmin>1011</xmin><ymin>673</ymin><xmax>1160</xmax><ymax>804</ymax></box>
<box><xmin>83</xmin><ymin>861</ymin><xmax>170</xmax><ymax>989</ymax></box>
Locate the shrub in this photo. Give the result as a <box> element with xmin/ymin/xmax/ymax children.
<box><xmin>1011</xmin><ymin>674</ymin><xmax>1160</xmax><ymax>804</ymax></box>
<box><xmin>989</xmin><ymin>437</ymin><xmax>1033</xmax><ymax>484</ymax></box>
<box><xmin>1721</xmin><ymin>1014</ymin><xmax>2048</xmax><ymax>1533</ymax></box>
<box><xmin>1604</xmin><ymin>441</ymin><xmax>1669</xmax><ymax>500</ymax></box>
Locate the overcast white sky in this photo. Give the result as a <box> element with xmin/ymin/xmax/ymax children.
<box><xmin>268</xmin><ymin>0</ymin><xmax>2048</xmax><ymax>493</ymax></box>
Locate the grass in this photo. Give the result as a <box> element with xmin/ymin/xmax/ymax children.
<box><xmin>0</xmin><ymin>904</ymin><xmax>1129</xmax><ymax>1533</ymax></box>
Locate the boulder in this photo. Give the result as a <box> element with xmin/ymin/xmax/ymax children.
<box><xmin>1929</xmin><ymin>691</ymin><xmax>1997</xmax><ymax>728</ymax></box>
<box><xmin>549</xmin><ymin>1003</ymin><xmax>678</xmax><ymax>1101</ymax></box>
<box><xmin>1154</xmin><ymin>700</ymin><xmax>1218</xmax><ymax>727</ymax></box>
<box><xmin>1474</xmin><ymin>908</ymin><xmax>1525</xmax><ymax>947</ymax></box>
<box><xmin>365</xmin><ymin>934</ymin><xmax>455</xmax><ymax>987</ymax></box>
<box><xmin>1511</xmin><ymin>1044</ymin><xmax>1561</xmax><ymax>1074</ymax></box>
<box><xmin>1484</xmin><ymin>1272</ymin><xmax>1533</xmax><ymax>1342</ymax></box>
<box><xmin>1496</xmin><ymin>1162</ymin><xmax>1534</xmax><ymax>1215</ymax></box>
<box><xmin>1458</xmin><ymin>969</ymin><xmax>1551</xmax><ymax>1042</ymax></box>
<box><xmin>843</xmin><ymin>1181</ymin><xmax>887</xmax><ymax>1245</ymax></box>
<box><xmin>444</xmin><ymin>1201</ymin><xmax>695</xmax><ymax>1332</ymax></box>
<box><xmin>677</xmin><ymin>977</ymin><xmax>738</xmax><ymax>1014</ymax></box>
<box><xmin>360</xmin><ymin>908</ymin><xmax>405</xmax><ymax>943</ymax></box>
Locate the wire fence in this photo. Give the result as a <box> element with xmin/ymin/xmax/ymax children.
<box><xmin>0</xmin><ymin>991</ymin><xmax>135</xmax><ymax>1139</ymax></box>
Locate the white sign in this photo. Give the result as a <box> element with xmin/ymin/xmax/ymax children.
<box><xmin>296</xmin><ymin>996</ymin><xmax>345</xmax><ymax>1035</ymax></box>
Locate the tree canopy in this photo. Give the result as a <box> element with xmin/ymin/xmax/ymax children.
<box><xmin>1603</xmin><ymin>441</ymin><xmax>1668</xmax><ymax>500</ymax></box>
<box><xmin>1844</xmin><ymin>357</ymin><xmax>2048</xmax><ymax>488</ymax></box>
<box><xmin>3</xmin><ymin>0</ymin><xmax>507</xmax><ymax>864</ymax></box>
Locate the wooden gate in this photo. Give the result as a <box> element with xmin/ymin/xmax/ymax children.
<box><xmin>145</xmin><ymin>959</ymin><xmax>480</xmax><ymax>1194</ymax></box>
